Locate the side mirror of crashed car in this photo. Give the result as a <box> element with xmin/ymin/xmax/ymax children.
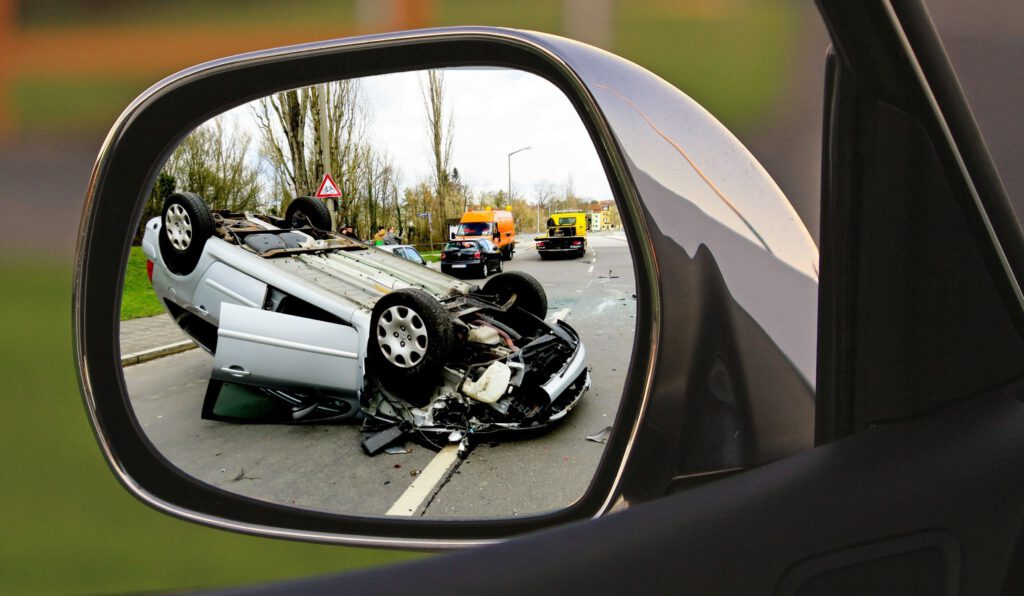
<box><xmin>74</xmin><ymin>27</ymin><xmax>818</xmax><ymax>548</ymax></box>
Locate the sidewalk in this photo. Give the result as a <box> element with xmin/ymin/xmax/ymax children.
<box><xmin>119</xmin><ymin>314</ymin><xmax>196</xmax><ymax>366</ymax></box>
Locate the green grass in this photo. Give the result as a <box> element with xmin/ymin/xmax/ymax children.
<box><xmin>419</xmin><ymin>250</ymin><xmax>442</xmax><ymax>263</ymax></box>
<box><xmin>0</xmin><ymin>257</ymin><xmax>420</xmax><ymax>594</ymax></box>
<box><xmin>121</xmin><ymin>246</ymin><xmax>166</xmax><ymax>320</ymax></box>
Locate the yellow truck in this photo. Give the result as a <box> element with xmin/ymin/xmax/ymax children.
<box><xmin>534</xmin><ymin>210</ymin><xmax>587</xmax><ymax>259</ymax></box>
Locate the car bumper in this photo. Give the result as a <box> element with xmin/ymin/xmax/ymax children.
<box><xmin>442</xmin><ymin>261</ymin><xmax>484</xmax><ymax>273</ymax></box>
<box><xmin>540</xmin><ymin>321</ymin><xmax>588</xmax><ymax>402</ymax></box>
<box><xmin>536</xmin><ymin>246</ymin><xmax>585</xmax><ymax>253</ymax></box>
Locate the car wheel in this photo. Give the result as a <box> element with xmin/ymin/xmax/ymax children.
<box><xmin>368</xmin><ymin>288</ymin><xmax>453</xmax><ymax>405</ymax></box>
<box><xmin>284</xmin><ymin>196</ymin><xmax>332</xmax><ymax>230</ymax></box>
<box><xmin>481</xmin><ymin>271</ymin><xmax>548</xmax><ymax>319</ymax></box>
<box><xmin>159</xmin><ymin>192</ymin><xmax>213</xmax><ymax>276</ymax></box>
<box><xmin>496</xmin><ymin>259</ymin><xmax>503</xmax><ymax>273</ymax></box>
<box><xmin>479</xmin><ymin>262</ymin><xmax>489</xmax><ymax>279</ymax></box>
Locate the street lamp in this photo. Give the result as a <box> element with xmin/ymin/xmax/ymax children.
<box><xmin>507</xmin><ymin>145</ymin><xmax>532</xmax><ymax>200</ymax></box>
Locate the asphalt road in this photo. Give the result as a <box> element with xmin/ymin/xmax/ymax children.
<box><xmin>123</xmin><ymin>231</ymin><xmax>636</xmax><ymax>518</ymax></box>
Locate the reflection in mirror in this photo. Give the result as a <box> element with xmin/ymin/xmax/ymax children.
<box><xmin>120</xmin><ymin>67</ymin><xmax>635</xmax><ymax>519</ymax></box>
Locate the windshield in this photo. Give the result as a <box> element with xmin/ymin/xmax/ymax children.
<box><xmin>557</xmin><ymin>217</ymin><xmax>577</xmax><ymax>226</ymax></box>
<box><xmin>457</xmin><ymin>222</ymin><xmax>492</xmax><ymax>236</ymax></box>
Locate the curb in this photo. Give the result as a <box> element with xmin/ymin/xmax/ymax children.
<box><xmin>121</xmin><ymin>339</ymin><xmax>197</xmax><ymax>367</ymax></box>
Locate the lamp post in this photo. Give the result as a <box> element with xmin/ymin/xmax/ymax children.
<box><xmin>507</xmin><ymin>145</ymin><xmax>532</xmax><ymax>200</ymax></box>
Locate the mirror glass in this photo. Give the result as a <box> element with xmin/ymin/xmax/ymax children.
<box><xmin>120</xmin><ymin>67</ymin><xmax>635</xmax><ymax>518</ymax></box>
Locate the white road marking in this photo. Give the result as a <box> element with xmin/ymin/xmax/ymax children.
<box><xmin>587</xmin><ymin>264</ymin><xmax>594</xmax><ymax>274</ymax></box>
<box><xmin>386</xmin><ymin>444</ymin><xmax>461</xmax><ymax>516</ymax></box>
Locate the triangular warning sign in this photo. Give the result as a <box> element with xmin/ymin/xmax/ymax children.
<box><xmin>316</xmin><ymin>173</ymin><xmax>343</xmax><ymax>198</ymax></box>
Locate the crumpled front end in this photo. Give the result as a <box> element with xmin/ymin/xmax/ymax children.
<box><xmin>362</xmin><ymin>317</ymin><xmax>590</xmax><ymax>456</ymax></box>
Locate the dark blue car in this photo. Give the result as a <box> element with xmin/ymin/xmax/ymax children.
<box><xmin>440</xmin><ymin>238</ymin><xmax>503</xmax><ymax>279</ymax></box>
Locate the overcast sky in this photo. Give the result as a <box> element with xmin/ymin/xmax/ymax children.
<box><xmin>220</xmin><ymin>67</ymin><xmax>613</xmax><ymax>203</ymax></box>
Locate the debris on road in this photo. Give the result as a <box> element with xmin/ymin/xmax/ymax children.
<box><xmin>586</xmin><ymin>426</ymin><xmax>612</xmax><ymax>444</ymax></box>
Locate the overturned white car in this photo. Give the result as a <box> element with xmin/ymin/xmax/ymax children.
<box><xmin>141</xmin><ymin>192</ymin><xmax>590</xmax><ymax>454</ymax></box>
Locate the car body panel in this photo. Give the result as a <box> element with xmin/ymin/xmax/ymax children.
<box><xmin>212</xmin><ymin>303</ymin><xmax>362</xmax><ymax>398</ymax></box>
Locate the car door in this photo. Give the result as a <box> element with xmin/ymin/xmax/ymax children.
<box><xmin>478</xmin><ymin>239</ymin><xmax>498</xmax><ymax>273</ymax></box>
<box><xmin>211</xmin><ymin>303</ymin><xmax>363</xmax><ymax>398</ymax></box>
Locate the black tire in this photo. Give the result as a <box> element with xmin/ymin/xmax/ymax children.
<box><xmin>479</xmin><ymin>262</ymin><xmax>490</xmax><ymax>279</ymax></box>
<box><xmin>496</xmin><ymin>259</ymin><xmax>504</xmax><ymax>273</ymax></box>
<box><xmin>284</xmin><ymin>196</ymin><xmax>332</xmax><ymax>230</ymax></box>
<box><xmin>368</xmin><ymin>288</ymin><xmax>453</xmax><ymax>405</ymax></box>
<box><xmin>500</xmin><ymin>244</ymin><xmax>513</xmax><ymax>261</ymax></box>
<box><xmin>481</xmin><ymin>271</ymin><xmax>548</xmax><ymax>319</ymax></box>
<box><xmin>159</xmin><ymin>192</ymin><xmax>213</xmax><ymax>276</ymax></box>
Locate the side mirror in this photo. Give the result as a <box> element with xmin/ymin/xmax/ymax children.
<box><xmin>75</xmin><ymin>27</ymin><xmax>817</xmax><ymax>548</ymax></box>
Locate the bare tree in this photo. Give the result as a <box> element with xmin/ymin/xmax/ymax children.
<box><xmin>253</xmin><ymin>89</ymin><xmax>311</xmax><ymax>202</ymax></box>
<box><xmin>559</xmin><ymin>174</ymin><xmax>582</xmax><ymax>211</ymax></box>
<box><xmin>422</xmin><ymin>70</ymin><xmax>455</xmax><ymax>242</ymax></box>
<box><xmin>253</xmin><ymin>81</ymin><xmax>367</xmax><ymax>219</ymax></box>
<box><xmin>533</xmin><ymin>180</ymin><xmax>557</xmax><ymax>232</ymax></box>
<box><xmin>164</xmin><ymin>117</ymin><xmax>262</xmax><ymax>212</ymax></box>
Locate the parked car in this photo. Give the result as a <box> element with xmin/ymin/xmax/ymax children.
<box><xmin>74</xmin><ymin>0</ymin><xmax>1024</xmax><ymax>592</ymax></box>
<box><xmin>142</xmin><ymin>191</ymin><xmax>589</xmax><ymax>450</ymax></box>
<box><xmin>377</xmin><ymin>244</ymin><xmax>429</xmax><ymax>266</ymax></box>
<box><xmin>440</xmin><ymin>238</ymin><xmax>503</xmax><ymax>278</ymax></box>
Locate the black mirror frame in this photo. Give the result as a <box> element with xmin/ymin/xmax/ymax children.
<box><xmin>73</xmin><ymin>28</ymin><xmax>660</xmax><ymax>548</ymax></box>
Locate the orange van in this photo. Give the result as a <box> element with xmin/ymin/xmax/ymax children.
<box><xmin>454</xmin><ymin>208</ymin><xmax>516</xmax><ymax>260</ymax></box>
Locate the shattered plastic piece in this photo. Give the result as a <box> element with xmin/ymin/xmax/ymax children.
<box><xmin>362</xmin><ymin>424</ymin><xmax>405</xmax><ymax>456</ymax></box>
<box><xmin>410</xmin><ymin>469</ymin><xmax>421</xmax><ymax>477</ymax></box>
<box><xmin>462</xmin><ymin>361</ymin><xmax>513</xmax><ymax>404</ymax></box>
<box><xmin>586</xmin><ymin>426</ymin><xmax>612</xmax><ymax>444</ymax></box>
<box><xmin>448</xmin><ymin>430</ymin><xmax>465</xmax><ymax>443</ymax></box>
<box><xmin>468</xmin><ymin>325</ymin><xmax>502</xmax><ymax>345</ymax></box>
<box><xmin>384</xmin><ymin>445</ymin><xmax>411</xmax><ymax>455</ymax></box>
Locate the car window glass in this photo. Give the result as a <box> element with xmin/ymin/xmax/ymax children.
<box><xmin>457</xmin><ymin>222</ymin><xmax>492</xmax><ymax>236</ymax></box>
<box><xmin>120</xmin><ymin>66</ymin><xmax>633</xmax><ymax>520</ymax></box>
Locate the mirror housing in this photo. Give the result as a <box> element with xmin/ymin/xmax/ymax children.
<box><xmin>75</xmin><ymin>27</ymin><xmax>818</xmax><ymax>547</ymax></box>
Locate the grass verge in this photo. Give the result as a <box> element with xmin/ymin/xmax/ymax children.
<box><xmin>121</xmin><ymin>246</ymin><xmax>165</xmax><ymax>321</ymax></box>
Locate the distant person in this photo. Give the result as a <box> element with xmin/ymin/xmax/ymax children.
<box><xmin>340</xmin><ymin>224</ymin><xmax>359</xmax><ymax>240</ymax></box>
<box><xmin>382</xmin><ymin>226</ymin><xmax>401</xmax><ymax>246</ymax></box>
<box><xmin>373</xmin><ymin>226</ymin><xmax>387</xmax><ymax>245</ymax></box>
